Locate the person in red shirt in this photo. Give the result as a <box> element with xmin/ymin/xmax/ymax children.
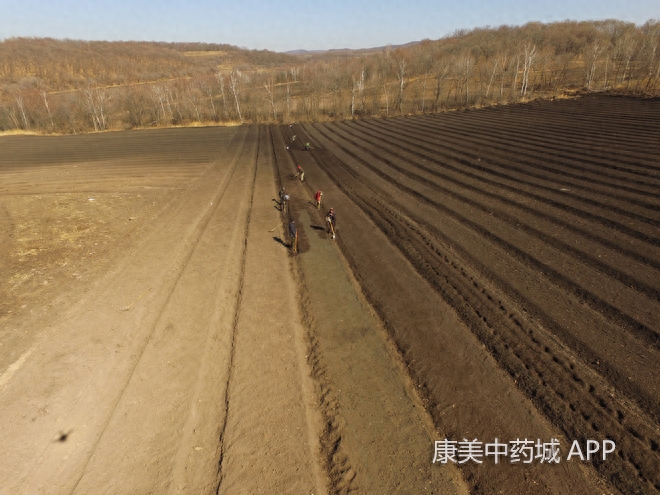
<box><xmin>314</xmin><ymin>190</ymin><xmax>323</xmax><ymax>209</ymax></box>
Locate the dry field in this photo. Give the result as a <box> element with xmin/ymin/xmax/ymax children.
<box><xmin>0</xmin><ymin>95</ymin><xmax>658</xmax><ymax>495</ymax></box>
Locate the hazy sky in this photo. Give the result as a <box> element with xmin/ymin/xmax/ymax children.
<box><xmin>1</xmin><ymin>0</ymin><xmax>658</xmax><ymax>52</ymax></box>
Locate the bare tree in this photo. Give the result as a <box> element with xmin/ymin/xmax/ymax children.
<box><xmin>124</xmin><ymin>86</ymin><xmax>149</xmax><ymax>128</ymax></box>
<box><xmin>285</xmin><ymin>72</ymin><xmax>292</xmax><ymax>121</ymax></box>
<box><xmin>151</xmin><ymin>83</ymin><xmax>172</xmax><ymax>124</ymax></box>
<box><xmin>40</xmin><ymin>90</ymin><xmax>54</xmax><ymax>129</ymax></box>
<box><xmin>215</xmin><ymin>71</ymin><xmax>229</xmax><ymax>120</ymax></box>
<box><xmin>82</xmin><ymin>85</ymin><xmax>111</xmax><ymax>131</ymax></box>
<box><xmin>512</xmin><ymin>53</ymin><xmax>521</xmax><ymax>94</ymax></box>
<box><xmin>350</xmin><ymin>66</ymin><xmax>366</xmax><ymax>117</ymax></box>
<box><xmin>185</xmin><ymin>78</ymin><xmax>202</xmax><ymax>122</ymax></box>
<box><xmin>328</xmin><ymin>71</ymin><xmax>343</xmax><ymax>117</ymax></box>
<box><xmin>395</xmin><ymin>56</ymin><xmax>407</xmax><ymax>112</ymax></box>
<box><xmin>583</xmin><ymin>42</ymin><xmax>603</xmax><ymax>91</ymax></box>
<box><xmin>351</xmin><ymin>74</ymin><xmax>358</xmax><ymax>117</ymax></box>
<box><xmin>612</xmin><ymin>33</ymin><xmax>637</xmax><ymax>87</ymax></box>
<box><xmin>6</xmin><ymin>101</ymin><xmax>21</xmax><ymax>129</ymax></box>
<box><xmin>229</xmin><ymin>69</ymin><xmax>247</xmax><ymax>122</ymax></box>
<box><xmin>15</xmin><ymin>96</ymin><xmax>29</xmax><ymax>129</ymax></box>
<box><xmin>498</xmin><ymin>51</ymin><xmax>509</xmax><ymax>98</ymax></box>
<box><xmin>432</xmin><ymin>57</ymin><xmax>451</xmax><ymax>110</ymax></box>
<box><xmin>454</xmin><ymin>54</ymin><xmax>475</xmax><ymax>106</ymax></box>
<box><xmin>264</xmin><ymin>77</ymin><xmax>277</xmax><ymax>121</ymax></box>
<box><xmin>485</xmin><ymin>58</ymin><xmax>498</xmax><ymax>98</ymax></box>
<box><xmin>418</xmin><ymin>54</ymin><xmax>433</xmax><ymax>113</ymax></box>
<box><xmin>200</xmin><ymin>75</ymin><xmax>217</xmax><ymax>121</ymax></box>
<box><xmin>383</xmin><ymin>81</ymin><xmax>391</xmax><ymax>116</ymax></box>
<box><xmin>520</xmin><ymin>43</ymin><xmax>537</xmax><ymax>97</ymax></box>
<box><xmin>636</xmin><ymin>22</ymin><xmax>660</xmax><ymax>90</ymax></box>
<box><xmin>358</xmin><ymin>66</ymin><xmax>366</xmax><ymax>112</ymax></box>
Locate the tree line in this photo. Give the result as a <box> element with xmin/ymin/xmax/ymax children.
<box><xmin>1</xmin><ymin>19</ymin><xmax>659</xmax><ymax>134</ymax></box>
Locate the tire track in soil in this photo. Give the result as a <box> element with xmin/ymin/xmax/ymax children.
<box><xmin>273</xmin><ymin>125</ymin><xmax>466</xmax><ymax>495</ymax></box>
<box><xmin>215</xmin><ymin>125</ymin><xmax>325</xmax><ymax>495</ymax></box>
<box><xmin>215</xmin><ymin>129</ymin><xmax>257</xmax><ymax>493</ymax></box>
<box><xmin>70</xmin><ymin>126</ymin><xmax>259</xmax><ymax>494</ymax></box>
<box><xmin>296</xmin><ymin>115</ymin><xmax>655</xmax><ymax>487</ymax></box>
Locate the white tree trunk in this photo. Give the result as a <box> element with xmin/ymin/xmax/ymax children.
<box><xmin>229</xmin><ymin>69</ymin><xmax>243</xmax><ymax>122</ymax></box>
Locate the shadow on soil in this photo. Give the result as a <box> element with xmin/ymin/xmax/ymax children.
<box><xmin>272</xmin><ymin>236</ymin><xmax>288</xmax><ymax>248</ymax></box>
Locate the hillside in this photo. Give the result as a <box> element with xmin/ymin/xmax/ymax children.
<box><xmin>1</xmin><ymin>19</ymin><xmax>659</xmax><ymax>133</ymax></box>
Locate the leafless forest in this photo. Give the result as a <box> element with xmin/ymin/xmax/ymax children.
<box><xmin>1</xmin><ymin>20</ymin><xmax>660</xmax><ymax>134</ymax></box>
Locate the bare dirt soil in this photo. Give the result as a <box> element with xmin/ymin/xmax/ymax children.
<box><xmin>0</xmin><ymin>95</ymin><xmax>658</xmax><ymax>495</ymax></box>
<box><xmin>0</xmin><ymin>124</ymin><xmax>463</xmax><ymax>495</ymax></box>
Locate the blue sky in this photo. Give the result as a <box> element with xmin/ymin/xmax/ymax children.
<box><xmin>0</xmin><ymin>0</ymin><xmax>658</xmax><ymax>52</ymax></box>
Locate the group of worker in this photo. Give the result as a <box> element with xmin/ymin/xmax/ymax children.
<box><xmin>281</xmin><ymin>134</ymin><xmax>334</xmax><ymax>252</ymax></box>
<box><xmin>279</xmin><ymin>186</ymin><xmax>336</xmax><ymax>253</ymax></box>
<box><xmin>286</xmin><ymin>133</ymin><xmax>313</xmax><ymax>152</ymax></box>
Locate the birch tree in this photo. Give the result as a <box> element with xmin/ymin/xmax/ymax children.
<box><xmin>214</xmin><ymin>72</ymin><xmax>229</xmax><ymax>120</ymax></box>
<box><xmin>520</xmin><ymin>43</ymin><xmax>537</xmax><ymax>97</ymax></box>
<box><xmin>454</xmin><ymin>54</ymin><xmax>475</xmax><ymax>106</ymax></box>
<box><xmin>185</xmin><ymin>78</ymin><xmax>202</xmax><ymax>122</ymax></box>
<box><xmin>15</xmin><ymin>96</ymin><xmax>29</xmax><ymax>129</ymax></box>
<box><xmin>82</xmin><ymin>86</ymin><xmax>111</xmax><ymax>131</ymax></box>
<box><xmin>395</xmin><ymin>56</ymin><xmax>407</xmax><ymax>113</ymax></box>
<box><xmin>498</xmin><ymin>51</ymin><xmax>509</xmax><ymax>98</ymax></box>
<box><xmin>200</xmin><ymin>75</ymin><xmax>217</xmax><ymax>121</ymax></box>
<box><xmin>229</xmin><ymin>69</ymin><xmax>247</xmax><ymax>122</ymax></box>
<box><xmin>41</xmin><ymin>90</ymin><xmax>54</xmax><ymax>130</ymax></box>
<box><xmin>583</xmin><ymin>42</ymin><xmax>603</xmax><ymax>91</ymax></box>
<box><xmin>264</xmin><ymin>77</ymin><xmax>277</xmax><ymax>121</ymax></box>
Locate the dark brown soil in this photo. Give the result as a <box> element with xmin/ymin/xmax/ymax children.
<box><xmin>286</xmin><ymin>94</ymin><xmax>660</xmax><ymax>495</ymax></box>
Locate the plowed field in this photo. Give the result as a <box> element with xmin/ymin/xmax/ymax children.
<box><xmin>0</xmin><ymin>95</ymin><xmax>658</xmax><ymax>495</ymax></box>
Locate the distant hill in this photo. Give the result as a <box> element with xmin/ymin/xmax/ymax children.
<box><xmin>283</xmin><ymin>41</ymin><xmax>420</xmax><ymax>58</ymax></box>
<box><xmin>1</xmin><ymin>20</ymin><xmax>658</xmax><ymax>134</ymax></box>
<box><xmin>0</xmin><ymin>38</ymin><xmax>297</xmax><ymax>91</ymax></box>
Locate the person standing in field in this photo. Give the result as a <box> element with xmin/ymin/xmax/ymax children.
<box><xmin>315</xmin><ymin>190</ymin><xmax>323</xmax><ymax>209</ymax></box>
<box><xmin>282</xmin><ymin>193</ymin><xmax>290</xmax><ymax>213</ymax></box>
<box><xmin>279</xmin><ymin>187</ymin><xmax>286</xmax><ymax>207</ymax></box>
<box><xmin>295</xmin><ymin>165</ymin><xmax>305</xmax><ymax>182</ymax></box>
<box><xmin>289</xmin><ymin>219</ymin><xmax>298</xmax><ymax>252</ymax></box>
<box><xmin>325</xmin><ymin>208</ymin><xmax>336</xmax><ymax>239</ymax></box>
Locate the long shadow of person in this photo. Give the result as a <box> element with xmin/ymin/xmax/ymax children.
<box><xmin>273</xmin><ymin>236</ymin><xmax>288</xmax><ymax>247</ymax></box>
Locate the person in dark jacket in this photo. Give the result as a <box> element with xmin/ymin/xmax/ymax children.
<box><xmin>289</xmin><ymin>219</ymin><xmax>298</xmax><ymax>252</ymax></box>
